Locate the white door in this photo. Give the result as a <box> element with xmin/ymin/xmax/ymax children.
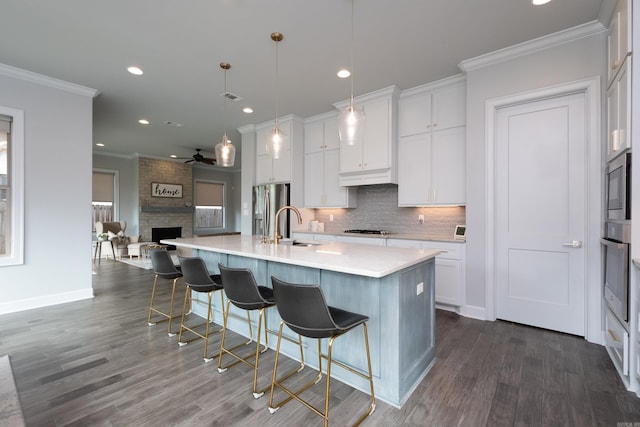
<box><xmin>495</xmin><ymin>92</ymin><xmax>586</xmax><ymax>336</ymax></box>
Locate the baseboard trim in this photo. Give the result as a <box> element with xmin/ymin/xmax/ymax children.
<box><xmin>0</xmin><ymin>289</ymin><xmax>94</xmax><ymax>315</ymax></box>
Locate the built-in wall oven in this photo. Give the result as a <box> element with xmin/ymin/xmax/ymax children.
<box><xmin>602</xmin><ymin>221</ymin><xmax>631</xmax><ymax>324</ymax></box>
<box><xmin>606</xmin><ymin>151</ymin><xmax>631</xmax><ymax>220</ymax></box>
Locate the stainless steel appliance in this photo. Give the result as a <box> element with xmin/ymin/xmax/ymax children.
<box><xmin>253</xmin><ymin>183</ymin><xmax>290</xmax><ymax>240</ymax></box>
<box><xmin>602</xmin><ymin>221</ymin><xmax>630</xmax><ymax>324</ymax></box>
<box><xmin>606</xmin><ymin>152</ymin><xmax>631</xmax><ymax>220</ymax></box>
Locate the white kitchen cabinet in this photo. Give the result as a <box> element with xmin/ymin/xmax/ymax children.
<box><xmin>397</xmin><ymin>76</ymin><xmax>466</xmax><ymax>207</ymax></box>
<box><xmin>399</xmin><ymin>77</ymin><xmax>465</xmax><ymax>137</ymax></box>
<box><xmin>334</xmin><ymin>86</ymin><xmax>400</xmax><ymax>186</ymax></box>
<box><xmin>255</xmin><ymin>115</ymin><xmax>303</xmax><ymax>185</ymax></box>
<box><xmin>605</xmin><ymin>306</ymin><xmax>630</xmax><ymax>378</ymax></box>
<box><xmin>386</xmin><ymin>238</ymin><xmax>465</xmax><ymax>307</ymax></box>
<box><xmin>607</xmin><ymin>0</ymin><xmax>632</xmax><ymax>86</ymax></box>
<box><xmin>606</xmin><ymin>56</ymin><xmax>632</xmax><ymax>162</ymax></box>
<box><xmin>398</xmin><ymin>127</ymin><xmax>465</xmax><ymax>206</ymax></box>
<box><xmin>335</xmin><ymin>235</ymin><xmax>386</xmax><ymax>246</ymax></box>
<box><xmin>304</xmin><ymin>113</ymin><xmax>356</xmax><ymax>208</ymax></box>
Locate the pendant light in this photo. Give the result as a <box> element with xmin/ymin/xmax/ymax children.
<box><xmin>214</xmin><ymin>62</ymin><xmax>236</xmax><ymax>167</ymax></box>
<box><xmin>266</xmin><ymin>32</ymin><xmax>285</xmax><ymax>159</ymax></box>
<box><xmin>338</xmin><ymin>0</ymin><xmax>365</xmax><ymax>146</ymax></box>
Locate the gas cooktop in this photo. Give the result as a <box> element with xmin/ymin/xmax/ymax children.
<box><xmin>343</xmin><ymin>229</ymin><xmax>391</xmax><ymax>236</ymax></box>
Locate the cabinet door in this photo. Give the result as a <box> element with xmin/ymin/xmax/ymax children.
<box><xmin>255</xmin><ymin>155</ymin><xmax>273</xmax><ymax>185</ymax></box>
<box><xmin>431</xmin><ymin>127</ymin><xmax>465</xmax><ymax>205</ymax></box>
<box><xmin>432</xmin><ymin>83</ymin><xmax>465</xmax><ymax>131</ymax></box>
<box><xmin>398</xmin><ymin>133</ymin><xmax>431</xmax><ymax>206</ymax></box>
<box><xmin>336</xmin><ymin>235</ymin><xmax>386</xmax><ymax>246</ymax></box>
<box><xmin>323</xmin><ymin>115</ymin><xmax>340</xmax><ymax>151</ymax></box>
<box><xmin>304</xmin><ymin>120</ymin><xmax>324</xmax><ymax>155</ymax></box>
<box><xmin>435</xmin><ymin>259</ymin><xmax>462</xmax><ymax>306</ymax></box>
<box><xmin>362</xmin><ymin>96</ymin><xmax>391</xmax><ymax>171</ymax></box>
<box><xmin>271</xmin><ymin>146</ymin><xmax>292</xmax><ymax>183</ymax></box>
<box><xmin>399</xmin><ymin>92</ymin><xmax>431</xmax><ymax>137</ymax></box>
<box><xmin>607</xmin><ymin>61</ymin><xmax>631</xmax><ymax>162</ymax></box>
<box><xmin>304</xmin><ymin>151</ymin><xmax>325</xmax><ymax>207</ymax></box>
<box><xmin>323</xmin><ymin>149</ymin><xmax>350</xmax><ymax>207</ymax></box>
<box><xmin>608</xmin><ymin>10</ymin><xmax>621</xmax><ymax>84</ymax></box>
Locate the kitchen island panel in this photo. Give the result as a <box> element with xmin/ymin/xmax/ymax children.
<box><xmin>172</xmin><ymin>236</ymin><xmax>436</xmax><ymax>407</ymax></box>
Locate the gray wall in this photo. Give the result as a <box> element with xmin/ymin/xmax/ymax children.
<box><xmin>0</xmin><ymin>68</ymin><xmax>95</xmax><ymax>314</ymax></box>
<box><xmin>464</xmin><ymin>26</ymin><xmax>607</xmax><ymax>314</ymax></box>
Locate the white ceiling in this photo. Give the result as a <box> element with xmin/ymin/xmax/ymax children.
<box><xmin>0</xmin><ymin>0</ymin><xmax>612</xmax><ymax>169</ymax></box>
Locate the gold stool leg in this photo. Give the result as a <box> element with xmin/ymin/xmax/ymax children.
<box><xmin>147</xmin><ymin>275</ymin><xmax>160</xmax><ymax>326</ymax></box>
<box><xmin>166</xmin><ymin>277</ymin><xmax>179</xmax><ymax>336</ymax></box>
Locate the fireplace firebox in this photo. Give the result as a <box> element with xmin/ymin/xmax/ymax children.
<box><xmin>152</xmin><ymin>227</ymin><xmax>182</xmax><ymax>250</ymax></box>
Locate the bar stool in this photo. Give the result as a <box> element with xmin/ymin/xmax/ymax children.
<box><xmin>148</xmin><ymin>249</ymin><xmax>184</xmax><ymax>336</ymax></box>
<box><xmin>177</xmin><ymin>256</ymin><xmax>227</xmax><ymax>362</ymax></box>
<box><xmin>268</xmin><ymin>276</ymin><xmax>376</xmax><ymax>427</ymax></box>
<box><xmin>216</xmin><ymin>263</ymin><xmax>277</xmax><ymax>398</ymax></box>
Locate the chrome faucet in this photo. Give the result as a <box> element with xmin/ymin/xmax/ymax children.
<box><xmin>274</xmin><ymin>205</ymin><xmax>303</xmax><ymax>244</ymax></box>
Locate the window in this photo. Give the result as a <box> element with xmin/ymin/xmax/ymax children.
<box><xmin>92</xmin><ymin>170</ymin><xmax>117</xmax><ymax>230</ymax></box>
<box><xmin>0</xmin><ymin>107</ymin><xmax>24</xmax><ymax>266</ymax></box>
<box><xmin>195</xmin><ymin>181</ymin><xmax>224</xmax><ymax>229</ymax></box>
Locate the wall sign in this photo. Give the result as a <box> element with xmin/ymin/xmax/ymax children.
<box><xmin>151</xmin><ymin>183</ymin><xmax>183</xmax><ymax>198</ymax></box>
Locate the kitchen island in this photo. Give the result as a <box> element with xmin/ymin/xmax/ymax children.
<box><xmin>162</xmin><ymin>234</ymin><xmax>439</xmax><ymax>407</ymax></box>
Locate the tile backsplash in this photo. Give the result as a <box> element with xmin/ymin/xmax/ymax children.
<box><xmin>308</xmin><ymin>184</ymin><xmax>465</xmax><ymax>238</ymax></box>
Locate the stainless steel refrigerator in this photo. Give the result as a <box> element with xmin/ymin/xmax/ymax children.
<box><xmin>252</xmin><ymin>183</ymin><xmax>290</xmax><ymax>240</ymax></box>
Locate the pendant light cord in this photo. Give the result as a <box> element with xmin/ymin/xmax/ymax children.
<box><xmin>350</xmin><ymin>0</ymin><xmax>355</xmax><ymax>108</ymax></box>
<box><xmin>223</xmin><ymin>66</ymin><xmax>228</xmax><ymax>142</ymax></box>
<box><xmin>275</xmin><ymin>37</ymin><xmax>280</xmax><ymax>128</ymax></box>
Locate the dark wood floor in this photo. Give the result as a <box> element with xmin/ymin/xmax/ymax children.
<box><xmin>2</xmin><ymin>260</ymin><xmax>640</xmax><ymax>426</ymax></box>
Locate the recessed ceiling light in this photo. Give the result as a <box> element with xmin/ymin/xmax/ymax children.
<box><xmin>337</xmin><ymin>69</ymin><xmax>351</xmax><ymax>78</ymax></box>
<box><xmin>138</xmin><ymin>119</ymin><xmax>150</xmax><ymax>125</ymax></box>
<box><xmin>127</xmin><ymin>66</ymin><xmax>143</xmax><ymax>75</ymax></box>
<box><xmin>170</xmin><ymin>154</ymin><xmax>177</xmax><ymax>158</ymax></box>
<box><xmin>532</xmin><ymin>0</ymin><xmax>552</xmax><ymax>5</ymax></box>
<box><xmin>165</xmin><ymin>121</ymin><xmax>183</xmax><ymax>127</ymax></box>
<box><xmin>243</xmin><ymin>107</ymin><xmax>254</xmax><ymax>114</ymax></box>
<box><xmin>96</xmin><ymin>143</ymin><xmax>105</xmax><ymax>147</ymax></box>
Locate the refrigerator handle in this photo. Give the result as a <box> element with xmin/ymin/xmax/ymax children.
<box><xmin>264</xmin><ymin>189</ymin><xmax>270</xmax><ymax>239</ymax></box>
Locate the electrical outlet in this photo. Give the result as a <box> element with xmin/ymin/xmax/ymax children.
<box><xmin>329</xmin><ymin>214</ymin><xmax>334</xmax><ymax>222</ymax></box>
<box><xmin>418</xmin><ymin>215</ymin><xmax>424</xmax><ymax>224</ymax></box>
<box><xmin>416</xmin><ymin>282</ymin><xmax>424</xmax><ymax>295</ymax></box>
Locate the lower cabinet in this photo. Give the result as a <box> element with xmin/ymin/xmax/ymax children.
<box><xmin>386</xmin><ymin>238</ymin><xmax>464</xmax><ymax>307</ymax></box>
<box><xmin>605</xmin><ymin>307</ymin><xmax>629</xmax><ymax>378</ymax></box>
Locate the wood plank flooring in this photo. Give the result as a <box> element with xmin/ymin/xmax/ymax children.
<box><xmin>1</xmin><ymin>260</ymin><xmax>640</xmax><ymax>426</ymax></box>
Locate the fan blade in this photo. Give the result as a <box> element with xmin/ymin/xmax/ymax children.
<box><xmin>201</xmin><ymin>158</ymin><xmax>216</xmax><ymax>165</ymax></box>
<box><xmin>184</xmin><ymin>159</ymin><xmax>195</xmax><ymax>164</ymax></box>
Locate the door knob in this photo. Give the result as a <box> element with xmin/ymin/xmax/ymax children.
<box><xmin>563</xmin><ymin>240</ymin><xmax>583</xmax><ymax>248</ymax></box>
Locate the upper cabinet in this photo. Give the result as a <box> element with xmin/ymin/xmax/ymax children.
<box><xmin>334</xmin><ymin>86</ymin><xmax>400</xmax><ymax>186</ymax></box>
<box><xmin>607</xmin><ymin>0</ymin><xmax>632</xmax><ymax>87</ymax></box>
<box><xmin>606</xmin><ymin>0</ymin><xmax>633</xmax><ymax>162</ymax></box>
<box><xmin>255</xmin><ymin>115</ymin><xmax>303</xmax><ymax>185</ymax></box>
<box><xmin>397</xmin><ymin>76</ymin><xmax>466</xmax><ymax>207</ymax></box>
<box><xmin>303</xmin><ymin>112</ymin><xmax>356</xmax><ymax>208</ymax></box>
<box><xmin>399</xmin><ymin>80</ymin><xmax>465</xmax><ymax>137</ymax></box>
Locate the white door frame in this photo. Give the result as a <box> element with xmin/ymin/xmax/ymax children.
<box><xmin>485</xmin><ymin>77</ymin><xmax>602</xmax><ymax>344</ymax></box>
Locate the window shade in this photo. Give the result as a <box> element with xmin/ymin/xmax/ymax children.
<box><xmin>195</xmin><ymin>182</ymin><xmax>223</xmax><ymax>206</ymax></box>
<box><xmin>93</xmin><ymin>171</ymin><xmax>115</xmax><ymax>202</ymax></box>
<box><xmin>0</xmin><ymin>115</ymin><xmax>11</xmax><ymax>133</ymax></box>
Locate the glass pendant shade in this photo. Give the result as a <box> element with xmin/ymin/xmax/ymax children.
<box><xmin>215</xmin><ymin>133</ymin><xmax>235</xmax><ymax>167</ymax></box>
<box><xmin>338</xmin><ymin>100</ymin><xmax>365</xmax><ymax>146</ymax></box>
<box><xmin>266</xmin><ymin>125</ymin><xmax>285</xmax><ymax>159</ymax></box>
<box><xmin>215</xmin><ymin>62</ymin><xmax>235</xmax><ymax>167</ymax></box>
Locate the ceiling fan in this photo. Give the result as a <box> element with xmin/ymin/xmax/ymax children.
<box><xmin>179</xmin><ymin>148</ymin><xmax>216</xmax><ymax>165</ymax></box>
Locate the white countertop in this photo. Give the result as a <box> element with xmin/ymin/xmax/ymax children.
<box><xmin>162</xmin><ymin>235</ymin><xmax>440</xmax><ymax>278</ymax></box>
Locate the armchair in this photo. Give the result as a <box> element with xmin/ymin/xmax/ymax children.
<box><xmin>95</xmin><ymin>221</ymin><xmax>129</xmax><ymax>258</ymax></box>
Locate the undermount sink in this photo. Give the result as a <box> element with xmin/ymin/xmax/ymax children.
<box><xmin>280</xmin><ymin>240</ymin><xmax>323</xmax><ymax>247</ymax></box>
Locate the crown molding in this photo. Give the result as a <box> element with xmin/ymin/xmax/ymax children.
<box><xmin>0</xmin><ymin>63</ymin><xmax>99</xmax><ymax>98</ymax></box>
<box><xmin>458</xmin><ymin>20</ymin><xmax>606</xmax><ymax>73</ymax></box>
